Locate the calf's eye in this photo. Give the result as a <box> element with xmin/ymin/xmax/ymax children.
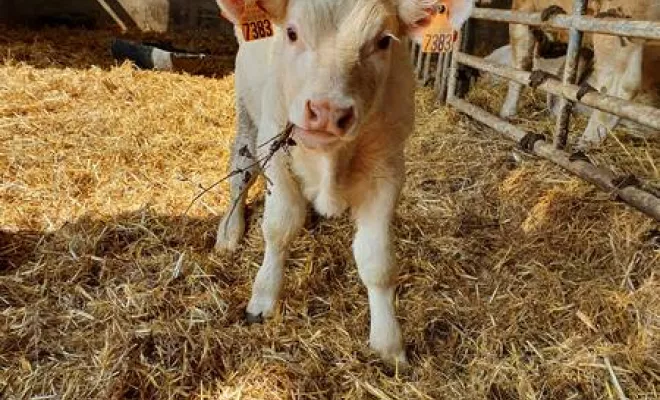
<box><xmin>377</xmin><ymin>35</ymin><xmax>392</xmax><ymax>50</ymax></box>
<box><xmin>286</xmin><ymin>27</ymin><xmax>298</xmax><ymax>42</ymax></box>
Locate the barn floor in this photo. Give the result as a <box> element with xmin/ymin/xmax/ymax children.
<box><xmin>1</xmin><ymin>27</ymin><xmax>659</xmax><ymax>400</ymax></box>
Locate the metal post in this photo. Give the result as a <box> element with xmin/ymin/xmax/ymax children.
<box><xmin>553</xmin><ymin>0</ymin><xmax>588</xmax><ymax>149</ymax></box>
<box><xmin>410</xmin><ymin>42</ymin><xmax>418</xmax><ymax>65</ymax></box>
<box><xmin>447</xmin><ymin>31</ymin><xmax>463</xmax><ymax>101</ymax></box>
<box><xmin>422</xmin><ymin>51</ymin><xmax>433</xmax><ymax>85</ymax></box>
<box><xmin>455</xmin><ymin>19</ymin><xmax>474</xmax><ymax>98</ymax></box>
<box><xmin>434</xmin><ymin>54</ymin><xmax>446</xmax><ymax>98</ymax></box>
<box><xmin>433</xmin><ymin>54</ymin><xmax>445</xmax><ymax>91</ymax></box>
<box><xmin>438</xmin><ymin>52</ymin><xmax>452</xmax><ymax>104</ymax></box>
<box><xmin>415</xmin><ymin>46</ymin><xmax>425</xmax><ymax>78</ymax></box>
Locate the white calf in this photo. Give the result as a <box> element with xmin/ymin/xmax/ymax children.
<box><xmin>214</xmin><ymin>0</ymin><xmax>474</xmax><ymax>363</ymax></box>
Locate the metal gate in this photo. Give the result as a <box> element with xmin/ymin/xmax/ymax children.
<box><xmin>412</xmin><ymin>1</ymin><xmax>660</xmax><ymax>221</ymax></box>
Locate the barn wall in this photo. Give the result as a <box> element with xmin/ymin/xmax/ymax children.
<box><xmin>0</xmin><ymin>0</ymin><xmax>233</xmax><ymax>32</ymax></box>
<box><xmin>0</xmin><ymin>0</ymin><xmax>511</xmax><ymax>49</ymax></box>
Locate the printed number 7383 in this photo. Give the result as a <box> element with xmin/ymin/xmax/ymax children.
<box><xmin>423</xmin><ymin>33</ymin><xmax>454</xmax><ymax>53</ymax></box>
<box><xmin>242</xmin><ymin>19</ymin><xmax>273</xmax><ymax>41</ymax></box>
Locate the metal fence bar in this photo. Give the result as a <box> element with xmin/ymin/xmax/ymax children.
<box><xmin>470</xmin><ymin>8</ymin><xmax>660</xmax><ymax>40</ymax></box>
<box><xmin>410</xmin><ymin>41</ymin><xmax>418</xmax><ymax>65</ymax></box>
<box><xmin>446</xmin><ymin>31</ymin><xmax>463</xmax><ymax>102</ymax></box>
<box><xmin>553</xmin><ymin>0</ymin><xmax>587</xmax><ymax>149</ymax></box>
<box><xmin>454</xmin><ymin>52</ymin><xmax>660</xmax><ymax>131</ymax></box>
<box><xmin>415</xmin><ymin>47</ymin><xmax>425</xmax><ymax>78</ymax></box>
<box><xmin>433</xmin><ymin>53</ymin><xmax>445</xmax><ymax>93</ymax></box>
<box><xmin>415</xmin><ymin>7</ymin><xmax>660</xmax><ymax>220</ymax></box>
<box><xmin>448</xmin><ymin>97</ymin><xmax>660</xmax><ymax>221</ymax></box>
<box><xmin>422</xmin><ymin>51</ymin><xmax>433</xmax><ymax>85</ymax></box>
<box><xmin>437</xmin><ymin>52</ymin><xmax>452</xmax><ymax>104</ymax></box>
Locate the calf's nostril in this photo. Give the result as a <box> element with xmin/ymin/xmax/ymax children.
<box><xmin>336</xmin><ymin>108</ymin><xmax>355</xmax><ymax>131</ymax></box>
<box><xmin>306</xmin><ymin>100</ymin><xmax>318</xmax><ymax>121</ymax></box>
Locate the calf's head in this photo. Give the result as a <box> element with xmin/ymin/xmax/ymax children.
<box><xmin>218</xmin><ymin>0</ymin><xmax>473</xmax><ymax>150</ymax></box>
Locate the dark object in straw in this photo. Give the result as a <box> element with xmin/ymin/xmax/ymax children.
<box><xmin>111</xmin><ymin>39</ymin><xmax>166</xmax><ymax>70</ymax></box>
<box><xmin>110</xmin><ymin>38</ymin><xmax>228</xmax><ymax>76</ymax></box>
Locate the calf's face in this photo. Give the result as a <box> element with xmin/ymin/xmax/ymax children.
<box><xmin>218</xmin><ymin>0</ymin><xmax>473</xmax><ymax>150</ymax></box>
<box><xmin>282</xmin><ymin>0</ymin><xmax>399</xmax><ymax>150</ymax></box>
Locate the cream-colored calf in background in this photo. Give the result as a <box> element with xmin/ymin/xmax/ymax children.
<box><xmin>485</xmin><ymin>42</ymin><xmax>659</xmax><ymax>137</ymax></box>
<box><xmin>502</xmin><ymin>0</ymin><xmax>659</xmax><ymax>149</ymax></box>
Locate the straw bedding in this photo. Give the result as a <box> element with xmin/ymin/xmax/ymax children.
<box><xmin>1</xmin><ymin>27</ymin><xmax>658</xmax><ymax>399</ymax></box>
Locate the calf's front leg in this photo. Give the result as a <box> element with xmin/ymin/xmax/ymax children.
<box><xmin>352</xmin><ymin>182</ymin><xmax>406</xmax><ymax>364</ymax></box>
<box><xmin>246</xmin><ymin>157</ymin><xmax>306</xmax><ymax>321</ymax></box>
<box><xmin>500</xmin><ymin>23</ymin><xmax>535</xmax><ymax>118</ymax></box>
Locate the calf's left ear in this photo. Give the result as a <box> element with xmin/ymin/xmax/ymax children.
<box><xmin>399</xmin><ymin>0</ymin><xmax>474</xmax><ymax>42</ymax></box>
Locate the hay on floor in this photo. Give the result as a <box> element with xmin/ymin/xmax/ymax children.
<box><xmin>1</xmin><ymin>26</ymin><xmax>659</xmax><ymax>400</ymax></box>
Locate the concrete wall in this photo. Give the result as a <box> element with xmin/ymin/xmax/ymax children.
<box><xmin>0</xmin><ymin>0</ymin><xmax>233</xmax><ymax>32</ymax></box>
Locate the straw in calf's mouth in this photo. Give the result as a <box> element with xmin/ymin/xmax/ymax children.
<box><xmin>185</xmin><ymin>123</ymin><xmax>296</xmax><ymax>224</ymax></box>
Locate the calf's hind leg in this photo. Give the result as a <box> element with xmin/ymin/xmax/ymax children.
<box><xmin>215</xmin><ymin>100</ymin><xmax>259</xmax><ymax>253</ymax></box>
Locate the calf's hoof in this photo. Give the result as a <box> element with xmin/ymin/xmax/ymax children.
<box><xmin>244</xmin><ymin>311</ymin><xmax>264</xmax><ymax>324</ymax></box>
<box><xmin>370</xmin><ymin>328</ymin><xmax>408</xmax><ymax>366</ymax></box>
<box><xmin>499</xmin><ymin>108</ymin><xmax>517</xmax><ymax>119</ymax></box>
<box><xmin>214</xmin><ymin>236</ymin><xmax>239</xmax><ymax>253</ymax></box>
<box><xmin>577</xmin><ymin>125</ymin><xmax>608</xmax><ymax>151</ymax></box>
<box><xmin>246</xmin><ymin>295</ymin><xmax>277</xmax><ymax>321</ymax></box>
<box><xmin>373</xmin><ymin>344</ymin><xmax>409</xmax><ymax>367</ymax></box>
<box><xmin>500</xmin><ymin>95</ymin><xmax>519</xmax><ymax>119</ymax></box>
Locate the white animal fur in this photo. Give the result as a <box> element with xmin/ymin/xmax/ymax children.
<box><xmin>214</xmin><ymin>0</ymin><xmax>474</xmax><ymax>363</ymax></box>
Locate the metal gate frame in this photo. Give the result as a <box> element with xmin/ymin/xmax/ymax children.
<box><xmin>411</xmin><ymin>1</ymin><xmax>660</xmax><ymax>221</ymax></box>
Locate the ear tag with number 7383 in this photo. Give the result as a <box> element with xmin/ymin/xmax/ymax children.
<box><xmin>421</xmin><ymin>6</ymin><xmax>458</xmax><ymax>54</ymax></box>
<box><xmin>240</xmin><ymin>2</ymin><xmax>274</xmax><ymax>42</ymax></box>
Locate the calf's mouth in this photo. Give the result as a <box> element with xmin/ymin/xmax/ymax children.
<box><xmin>291</xmin><ymin>125</ymin><xmax>342</xmax><ymax>150</ymax></box>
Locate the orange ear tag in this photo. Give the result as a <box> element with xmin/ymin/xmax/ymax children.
<box><xmin>421</xmin><ymin>7</ymin><xmax>456</xmax><ymax>54</ymax></box>
<box><xmin>240</xmin><ymin>2</ymin><xmax>275</xmax><ymax>42</ymax></box>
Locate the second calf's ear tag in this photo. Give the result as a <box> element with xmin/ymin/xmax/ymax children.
<box><xmin>421</xmin><ymin>4</ymin><xmax>456</xmax><ymax>54</ymax></box>
<box><xmin>240</xmin><ymin>2</ymin><xmax>275</xmax><ymax>42</ymax></box>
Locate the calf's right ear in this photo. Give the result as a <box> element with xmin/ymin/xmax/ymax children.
<box><xmin>216</xmin><ymin>0</ymin><xmax>288</xmax><ymax>24</ymax></box>
<box><xmin>400</xmin><ymin>0</ymin><xmax>474</xmax><ymax>43</ymax></box>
